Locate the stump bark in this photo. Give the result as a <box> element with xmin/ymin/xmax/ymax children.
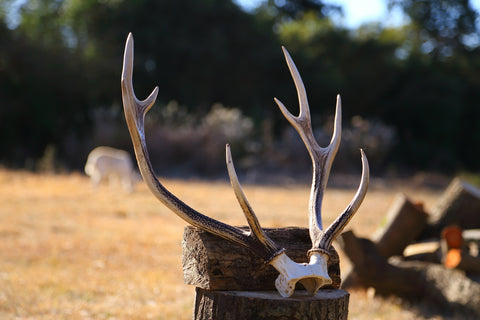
<box><xmin>182</xmin><ymin>226</ymin><xmax>340</xmax><ymax>291</ymax></box>
<box><xmin>193</xmin><ymin>288</ymin><xmax>349</xmax><ymax>320</ymax></box>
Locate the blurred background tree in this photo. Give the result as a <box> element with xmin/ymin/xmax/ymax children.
<box><xmin>0</xmin><ymin>0</ymin><xmax>479</xmax><ymax>176</ymax></box>
<box><xmin>388</xmin><ymin>0</ymin><xmax>479</xmax><ymax>56</ymax></box>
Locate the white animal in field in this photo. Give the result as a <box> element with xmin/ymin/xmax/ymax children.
<box><xmin>84</xmin><ymin>146</ymin><xmax>137</xmax><ymax>192</ymax></box>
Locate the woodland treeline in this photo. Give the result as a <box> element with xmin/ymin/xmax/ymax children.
<box><xmin>1</xmin><ymin>0</ymin><xmax>480</xmax><ymax>175</ymax></box>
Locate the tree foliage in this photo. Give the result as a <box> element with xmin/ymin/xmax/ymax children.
<box><xmin>1</xmin><ymin>0</ymin><xmax>480</xmax><ymax>173</ymax></box>
<box><xmin>389</xmin><ymin>0</ymin><xmax>479</xmax><ymax>56</ymax></box>
<box><xmin>264</xmin><ymin>0</ymin><xmax>342</xmax><ymax>20</ymax></box>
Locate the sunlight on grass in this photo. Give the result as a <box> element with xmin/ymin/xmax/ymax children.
<box><xmin>0</xmin><ymin>169</ymin><xmax>442</xmax><ymax>319</ymax></box>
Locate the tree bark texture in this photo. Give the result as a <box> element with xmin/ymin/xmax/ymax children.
<box><xmin>193</xmin><ymin>288</ymin><xmax>349</xmax><ymax>320</ymax></box>
<box><xmin>182</xmin><ymin>226</ymin><xmax>340</xmax><ymax>291</ymax></box>
<box><xmin>373</xmin><ymin>193</ymin><xmax>427</xmax><ymax>258</ymax></box>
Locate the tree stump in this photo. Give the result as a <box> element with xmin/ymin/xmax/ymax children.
<box><xmin>193</xmin><ymin>288</ymin><xmax>349</xmax><ymax>320</ymax></box>
<box><xmin>183</xmin><ymin>226</ymin><xmax>349</xmax><ymax>320</ymax></box>
<box><xmin>182</xmin><ymin>226</ymin><xmax>341</xmax><ymax>291</ymax></box>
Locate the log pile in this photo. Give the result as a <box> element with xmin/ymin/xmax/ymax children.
<box><xmin>338</xmin><ymin>178</ymin><xmax>480</xmax><ymax>317</ymax></box>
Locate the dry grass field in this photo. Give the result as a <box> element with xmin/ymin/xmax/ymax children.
<box><xmin>0</xmin><ymin>168</ymin><xmax>450</xmax><ymax>319</ymax></box>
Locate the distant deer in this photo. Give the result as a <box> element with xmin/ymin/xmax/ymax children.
<box><xmin>84</xmin><ymin>146</ymin><xmax>136</xmax><ymax>192</ymax></box>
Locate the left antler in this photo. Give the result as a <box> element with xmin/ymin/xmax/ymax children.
<box><xmin>122</xmin><ymin>33</ymin><xmax>284</xmax><ymax>263</ymax></box>
<box><xmin>274</xmin><ymin>47</ymin><xmax>370</xmax><ymax>295</ymax></box>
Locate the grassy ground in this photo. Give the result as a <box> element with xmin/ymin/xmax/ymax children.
<box><xmin>0</xmin><ymin>169</ymin><xmax>448</xmax><ymax>319</ymax></box>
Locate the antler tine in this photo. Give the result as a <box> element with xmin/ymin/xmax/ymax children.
<box><xmin>122</xmin><ymin>33</ymin><xmax>159</xmax><ymax>118</ymax></box>
<box><xmin>275</xmin><ymin>47</ymin><xmax>310</xmax><ymax>123</ymax></box>
<box><xmin>121</xmin><ymin>33</ymin><xmax>283</xmax><ymax>263</ymax></box>
<box><xmin>320</xmin><ymin>149</ymin><xmax>369</xmax><ymax>249</ymax></box>
<box><xmin>226</xmin><ymin>144</ymin><xmax>282</xmax><ymax>259</ymax></box>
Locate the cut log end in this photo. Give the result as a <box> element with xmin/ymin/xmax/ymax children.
<box><xmin>444</xmin><ymin>248</ymin><xmax>462</xmax><ymax>269</ymax></box>
<box><xmin>442</xmin><ymin>225</ymin><xmax>463</xmax><ymax>249</ymax></box>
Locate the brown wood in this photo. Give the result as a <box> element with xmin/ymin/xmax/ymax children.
<box><xmin>338</xmin><ymin>230</ymin><xmax>480</xmax><ymax>316</ymax></box>
<box><xmin>444</xmin><ymin>248</ymin><xmax>462</xmax><ymax>268</ymax></box>
<box><xmin>403</xmin><ymin>241</ymin><xmax>441</xmax><ymax>263</ymax></box>
<box><xmin>338</xmin><ymin>230</ymin><xmax>396</xmax><ymax>290</ymax></box>
<box><xmin>442</xmin><ymin>225</ymin><xmax>463</xmax><ymax>249</ymax></box>
<box><xmin>422</xmin><ymin>178</ymin><xmax>480</xmax><ymax>238</ymax></box>
<box><xmin>373</xmin><ymin>193</ymin><xmax>428</xmax><ymax>258</ymax></box>
<box><xmin>193</xmin><ymin>288</ymin><xmax>349</xmax><ymax>320</ymax></box>
<box><xmin>445</xmin><ymin>248</ymin><xmax>480</xmax><ymax>273</ymax></box>
<box><xmin>182</xmin><ymin>226</ymin><xmax>341</xmax><ymax>291</ymax></box>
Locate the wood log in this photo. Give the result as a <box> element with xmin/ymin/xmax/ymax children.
<box><xmin>372</xmin><ymin>193</ymin><xmax>428</xmax><ymax>258</ymax></box>
<box><xmin>463</xmin><ymin>229</ymin><xmax>480</xmax><ymax>245</ymax></box>
<box><xmin>338</xmin><ymin>230</ymin><xmax>480</xmax><ymax>316</ymax></box>
<box><xmin>182</xmin><ymin>226</ymin><xmax>341</xmax><ymax>291</ymax></box>
<box><xmin>444</xmin><ymin>248</ymin><xmax>480</xmax><ymax>273</ymax></box>
<box><xmin>338</xmin><ymin>230</ymin><xmax>404</xmax><ymax>291</ymax></box>
<box><xmin>444</xmin><ymin>248</ymin><xmax>462</xmax><ymax>269</ymax></box>
<box><xmin>402</xmin><ymin>229</ymin><xmax>480</xmax><ymax>264</ymax></box>
<box><xmin>421</xmin><ymin>178</ymin><xmax>480</xmax><ymax>239</ymax></box>
<box><xmin>402</xmin><ymin>240</ymin><xmax>441</xmax><ymax>263</ymax></box>
<box><xmin>193</xmin><ymin>288</ymin><xmax>349</xmax><ymax>320</ymax></box>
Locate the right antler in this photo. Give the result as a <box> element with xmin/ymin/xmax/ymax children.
<box><xmin>274</xmin><ymin>47</ymin><xmax>370</xmax><ymax>295</ymax></box>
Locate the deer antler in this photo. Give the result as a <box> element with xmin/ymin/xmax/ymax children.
<box><xmin>274</xmin><ymin>47</ymin><xmax>370</xmax><ymax>294</ymax></box>
<box><xmin>121</xmin><ymin>33</ymin><xmax>369</xmax><ymax>298</ymax></box>
<box><xmin>121</xmin><ymin>33</ymin><xmax>283</xmax><ymax>263</ymax></box>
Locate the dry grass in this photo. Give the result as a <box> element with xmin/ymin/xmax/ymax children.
<box><xmin>0</xmin><ymin>169</ymin><xmax>445</xmax><ymax>319</ymax></box>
